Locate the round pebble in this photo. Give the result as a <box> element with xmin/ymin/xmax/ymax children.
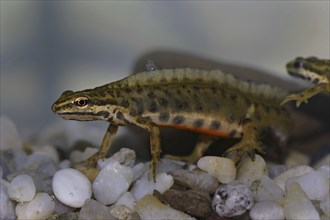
<box><xmin>197</xmin><ymin>156</ymin><xmax>236</xmax><ymax>183</ymax></box>
<box><xmin>318</xmin><ymin>165</ymin><xmax>330</xmax><ymax>178</ymax></box>
<box><xmin>250</xmin><ymin>175</ymin><xmax>285</xmax><ymax>202</ymax></box>
<box><xmin>273</xmin><ymin>165</ymin><xmax>314</xmax><ymax>190</ymax></box>
<box><xmin>131</xmin><ymin>172</ymin><xmax>174</xmax><ymax>200</ymax></box>
<box><xmin>15</xmin><ymin>192</ymin><xmax>55</xmax><ymax>220</ymax></box>
<box><xmin>136</xmin><ymin>195</ymin><xmax>194</xmax><ymax>219</ymax></box>
<box><xmin>236</xmin><ymin>154</ymin><xmax>267</xmax><ymax>186</ymax></box>
<box><xmin>0</xmin><ymin>115</ymin><xmax>23</xmax><ymax>151</ymax></box>
<box><xmin>7</xmin><ymin>174</ymin><xmax>36</xmax><ymax>203</ymax></box>
<box><xmin>283</xmin><ymin>182</ymin><xmax>320</xmax><ymax>220</ymax></box>
<box><xmin>0</xmin><ymin>182</ymin><xmax>16</xmax><ymax>220</ymax></box>
<box><xmin>93</xmin><ymin>159</ymin><xmax>133</xmax><ymax>205</ymax></box>
<box><xmin>250</xmin><ymin>201</ymin><xmax>284</xmax><ymax>220</ymax></box>
<box><xmin>79</xmin><ymin>199</ymin><xmax>112</xmax><ymax>219</ymax></box>
<box><xmin>286</xmin><ymin>170</ymin><xmax>329</xmax><ymax>201</ymax></box>
<box><xmin>115</xmin><ymin>192</ymin><xmax>136</xmax><ymax>211</ymax></box>
<box><xmin>212</xmin><ymin>181</ymin><xmax>254</xmax><ymax>217</ymax></box>
<box><xmin>52</xmin><ymin>168</ymin><xmax>92</xmax><ymax>208</ymax></box>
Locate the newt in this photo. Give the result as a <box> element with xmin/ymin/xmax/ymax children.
<box><xmin>281</xmin><ymin>57</ymin><xmax>330</xmax><ymax>107</ymax></box>
<box><xmin>52</xmin><ymin>68</ymin><xmax>291</xmax><ymax>180</ymax></box>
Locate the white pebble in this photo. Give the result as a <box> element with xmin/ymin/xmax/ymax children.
<box><xmin>8</xmin><ymin>174</ymin><xmax>36</xmax><ymax>202</ymax></box>
<box><xmin>236</xmin><ymin>154</ymin><xmax>267</xmax><ymax>186</ymax></box>
<box><xmin>320</xmin><ymin>197</ymin><xmax>330</xmax><ymax>217</ymax></box>
<box><xmin>250</xmin><ymin>175</ymin><xmax>285</xmax><ymax>202</ymax></box>
<box><xmin>58</xmin><ymin>159</ymin><xmax>71</xmax><ymax>169</ymax></box>
<box><xmin>32</xmin><ymin>144</ymin><xmax>60</xmax><ymax>163</ymax></box>
<box><xmin>284</xmin><ymin>150</ymin><xmax>310</xmax><ymax>167</ymax></box>
<box><xmin>79</xmin><ymin>199</ymin><xmax>111</xmax><ymax>219</ymax></box>
<box><xmin>0</xmin><ymin>115</ymin><xmax>23</xmax><ymax>150</ymax></box>
<box><xmin>286</xmin><ymin>171</ymin><xmax>329</xmax><ymax>201</ymax></box>
<box><xmin>212</xmin><ymin>181</ymin><xmax>254</xmax><ymax>217</ymax></box>
<box><xmin>52</xmin><ymin>168</ymin><xmax>92</xmax><ymax>208</ymax></box>
<box><xmin>0</xmin><ymin>182</ymin><xmax>16</xmax><ymax>220</ymax></box>
<box><xmin>93</xmin><ymin>159</ymin><xmax>133</xmax><ymax>205</ymax></box>
<box><xmin>318</xmin><ymin>165</ymin><xmax>330</xmax><ymax>178</ymax></box>
<box><xmin>136</xmin><ymin>195</ymin><xmax>194</xmax><ymax>219</ymax></box>
<box><xmin>132</xmin><ymin>162</ymin><xmax>148</xmax><ymax>182</ymax></box>
<box><xmin>109</xmin><ymin>147</ymin><xmax>136</xmax><ymax>167</ymax></box>
<box><xmin>115</xmin><ymin>192</ymin><xmax>136</xmax><ymax>211</ymax></box>
<box><xmin>15</xmin><ymin>192</ymin><xmax>55</xmax><ymax>220</ymax></box>
<box><xmin>110</xmin><ymin>204</ymin><xmax>135</xmax><ymax>220</ymax></box>
<box><xmin>131</xmin><ymin>172</ymin><xmax>173</xmax><ymax>200</ymax></box>
<box><xmin>283</xmin><ymin>182</ymin><xmax>320</xmax><ymax>220</ymax></box>
<box><xmin>250</xmin><ymin>201</ymin><xmax>284</xmax><ymax>220</ymax></box>
<box><xmin>197</xmin><ymin>156</ymin><xmax>236</xmax><ymax>183</ymax></box>
<box><xmin>273</xmin><ymin>165</ymin><xmax>314</xmax><ymax>190</ymax></box>
<box><xmin>268</xmin><ymin>165</ymin><xmax>288</xmax><ymax>179</ymax></box>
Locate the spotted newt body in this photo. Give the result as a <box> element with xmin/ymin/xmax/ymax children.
<box><xmin>282</xmin><ymin>57</ymin><xmax>330</xmax><ymax>107</ymax></box>
<box><xmin>52</xmin><ymin>68</ymin><xmax>291</xmax><ymax>180</ymax></box>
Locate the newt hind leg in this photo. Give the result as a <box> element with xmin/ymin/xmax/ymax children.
<box><xmin>225</xmin><ymin>119</ymin><xmax>265</xmax><ymax>163</ymax></box>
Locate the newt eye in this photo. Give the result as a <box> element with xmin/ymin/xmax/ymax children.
<box><xmin>293</xmin><ymin>60</ymin><xmax>304</xmax><ymax>69</ymax></box>
<box><xmin>74</xmin><ymin>97</ymin><xmax>90</xmax><ymax>107</ymax></box>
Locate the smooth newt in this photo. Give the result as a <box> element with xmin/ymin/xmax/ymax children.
<box><xmin>52</xmin><ymin>68</ymin><xmax>291</xmax><ymax>180</ymax></box>
<box><xmin>281</xmin><ymin>57</ymin><xmax>330</xmax><ymax>107</ymax></box>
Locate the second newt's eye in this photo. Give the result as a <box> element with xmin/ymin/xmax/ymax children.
<box><xmin>74</xmin><ymin>97</ymin><xmax>90</xmax><ymax>107</ymax></box>
<box><xmin>293</xmin><ymin>60</ymin><xmax>304</xmax><ymax>69</ymax></box>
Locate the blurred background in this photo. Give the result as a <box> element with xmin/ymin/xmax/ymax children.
<box><xmin>1</xmin><ymin>1</ymin><xmax>329</xmax><ymax>138</ymax></box>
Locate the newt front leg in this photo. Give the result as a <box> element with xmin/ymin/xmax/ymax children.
<box><xmin>74</xmin><ymin>124</ymin><xmax>118</xmax><ymax>180</ymax></box>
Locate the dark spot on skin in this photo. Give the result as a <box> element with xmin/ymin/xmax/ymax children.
<box><xmin>312</xmin><ymin>78</ymin><xmax>320</xmax><ymax>84</ymax></box>
<box><xmin>129</xmin><ymin>109</ymin><xmax>137</xmax><ymax>116</ymax></box>
<box><xmin>123</xmin><ymin>87</ymin><xmax>132</xmax><ymax>94</ymax></box>
<box><xmin>215</xmin><ymin>102</ymin><xmax>221</xmax><ymax>109</ymax></box>
<box><xmin>229</xmin><ymin>129</ymin><xmax>237</xmax><ymax>137</ymax></box>
<box><xmin>195</xmin><ymin>103</ymin><xmax>203</xmax><ymax>112</ymax></box>
<box><xmin>136</xmin><ymin>87</ymin><xmax>143</xmax><ymax>94</ymax></box>
<box><xmin>210</xmin><ymin>120</ymin><xmax>221</xmax><ymax>130</ymax></box>
<box><xmin>147</xmin><ymin>91</ymin><xmax>156</xmax><ymax>98</ymax></box>
<box><xmin>193</xmin><ymin>119</ymin><xmax>204</xmax><ymax>128</ymax></box>
<box><xmin>120</xmin><ymin>100</ymin><xmax>129</xmax><ymax>108</ymax></box>
<box><xmin>159</xmin><ymin>112</ymin><xmax>170</xmax><ymax>122</ymax></box>
<box><xmin>148</xmin><ymin>101</ymin><xmax>158</xmax><ymax>113</ymax></box>
<box><xmin>227</xmin><ymin>115</ymin><xmax>235</xmax><ymax>124</ymax></box>
<box><xmin>115</xmin><ymin>90</ymin><xmax>121</xmax><ymax>97</ymax></box>
<box><xmin>172</xmin><ymin>115</ymin><xmax>185</xmax><ymax>124</ymax></box>
<box><xmin>131</xmin><ymin>98</ymin><xmax>144</xmax><ymax>115</ymax></box>
<box><xmin>263</xmin><ymin>105</ymin><xmax>270</xmax><ymax>113</ymax></box>
<box><xmin>211</xmin><ymin>86</ymin><xmax>217</xmax><ymax>94</ymax></box>
<box><xmin>245</xmin><ymin>98</ymin><xmax>251</xmax><ymax>107</ymax></box>
<box><xmin>174</xmin><ymin>100</ymin><xmax>188</xmax><ymax>110</ymax></box>
<box><xmin>158</xmin><ymin>98</ymin><xmax>168</xmax><ymax>107</ymax></box>
<box><xmin>116</xmin><ymin>111</ymin><xmax>130</xmax><ymax>124</ymax></box>
<box><xmin>230</xmin><ymin>93</ymin><xmax>237</xmax><ymax>101</ymax></box>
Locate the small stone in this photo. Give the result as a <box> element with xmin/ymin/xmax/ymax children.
<box><xmin>283</xmin><ymin>182</ymin><xmax>320</xmax><ymax>220</ymax></box>
<box><xmin>93</xmin><ymin>159</ymin><xmax>133</xmax><ymax>205</ymax></box>
<box><xmin>110</xmin><ymin>204</ymin><xmax>140</xmax><ymax>220</ymax></box>
<box><xmin>0</xmin><ymin>182</ymin><xmax>16</xmax><ymax>220</ymax></box>
<box><xmin>59</xmin><ymin>159</ymin><xmax>71</xmax><ymax>169</ymax></box>
<box><xmin>320</xmin><ymin>197</ymin><xmax>330</xmax><ymax>217</ymax></box>
<box><xmin>132</xmin><ymin>162</ymin><xmax>148</xmax><ymax>182</ymax></box>
<box><xmin>212</xmin><ymin>181</ymin><xmax>254</xmax><ymax>217</ymax></box>
<box><xmin>284</xmin><ymin>150</ymin><xmax>310</xmax><ymax>167</ymax></box>
<box><xmin>15</xmin><ymin>192</ymin><xmax>55</xmax><ymax>220</ymax></box>
<box><xmin>249</xmin><ymin>201</ymin><xmax>284</xmax><ymax>220</ymax></box>
<box><xmin>7</xmin><ymin>174</ymin><xmax>36</xmax><ymax>202</ymax></box>
<box><xmin>273</xmin><ymin>165</ymin><xmax>314</xmax><ymax>190</ymax></box>
<box><xmin>157</xmin><ymin>189</ymin><xmax>211</xmax><ymax>218</ymax></box>
<box><xmin>156</xmin><ymin>158</ymin><xmax>185</xmax><ymax>173</ymax></box>
<box><xmin>32</xmin><ymin>144</ymin><xmax>60</xmax><ymax>163</ymax></box>
<box><xmin>79</xmin><ymin>199</ymin><xmax>113</xmax><ymax>220</ymax></box>
<box><xmin>115</xmin><ymin>192</ymin><xmax>136</xmax><ymax>211</ymax></box>
<box><xmin>107</xmin><ymin>147</ymin><xmax>136</xmax><ymax>167</ymax></box>
<box><xmin>170</xmin><ymin>169</ymin><xmax>219</xmax><ymax>194</ymax></box>
<box><xmin>135</xmin><ymin>195</ymin><xmax>195</xmax><ymax>219</ymax></box>
<box><xmin>0</xmin><ymin>115</ymin><xmax>23</xmax><ymax>151</ymax></box>
<box><xmin>250</xmin><ymin>175</ymin><xmax>285</xmax><ymax>202</ymax></box>
<box><xmin>131</xmin><ymin>172</ymin><xmax>173</xmax><ymax>200</ymax></box>
<box><xmin>197</xmin><ymin>156</ymin><xmax>236</xmax><ymax>183</ymax></box>
<box><xmin>236</xmin><ymin>154</ymin><xmax>267</xmax><ymax>186</ymax></box>
<box><xmin>286</xmin><ymin>170</ymin><xmax>329</xmax><ymax>201</ymax></box>
<box><xmin>318</xmin><ymin>165</ymin><xmax>330</xmax><ymax>178</ymax></box>
<box><xmin>52</xmin><ymin>168</ymin><xmax>92</xmax><ymax>208</ymax></box>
